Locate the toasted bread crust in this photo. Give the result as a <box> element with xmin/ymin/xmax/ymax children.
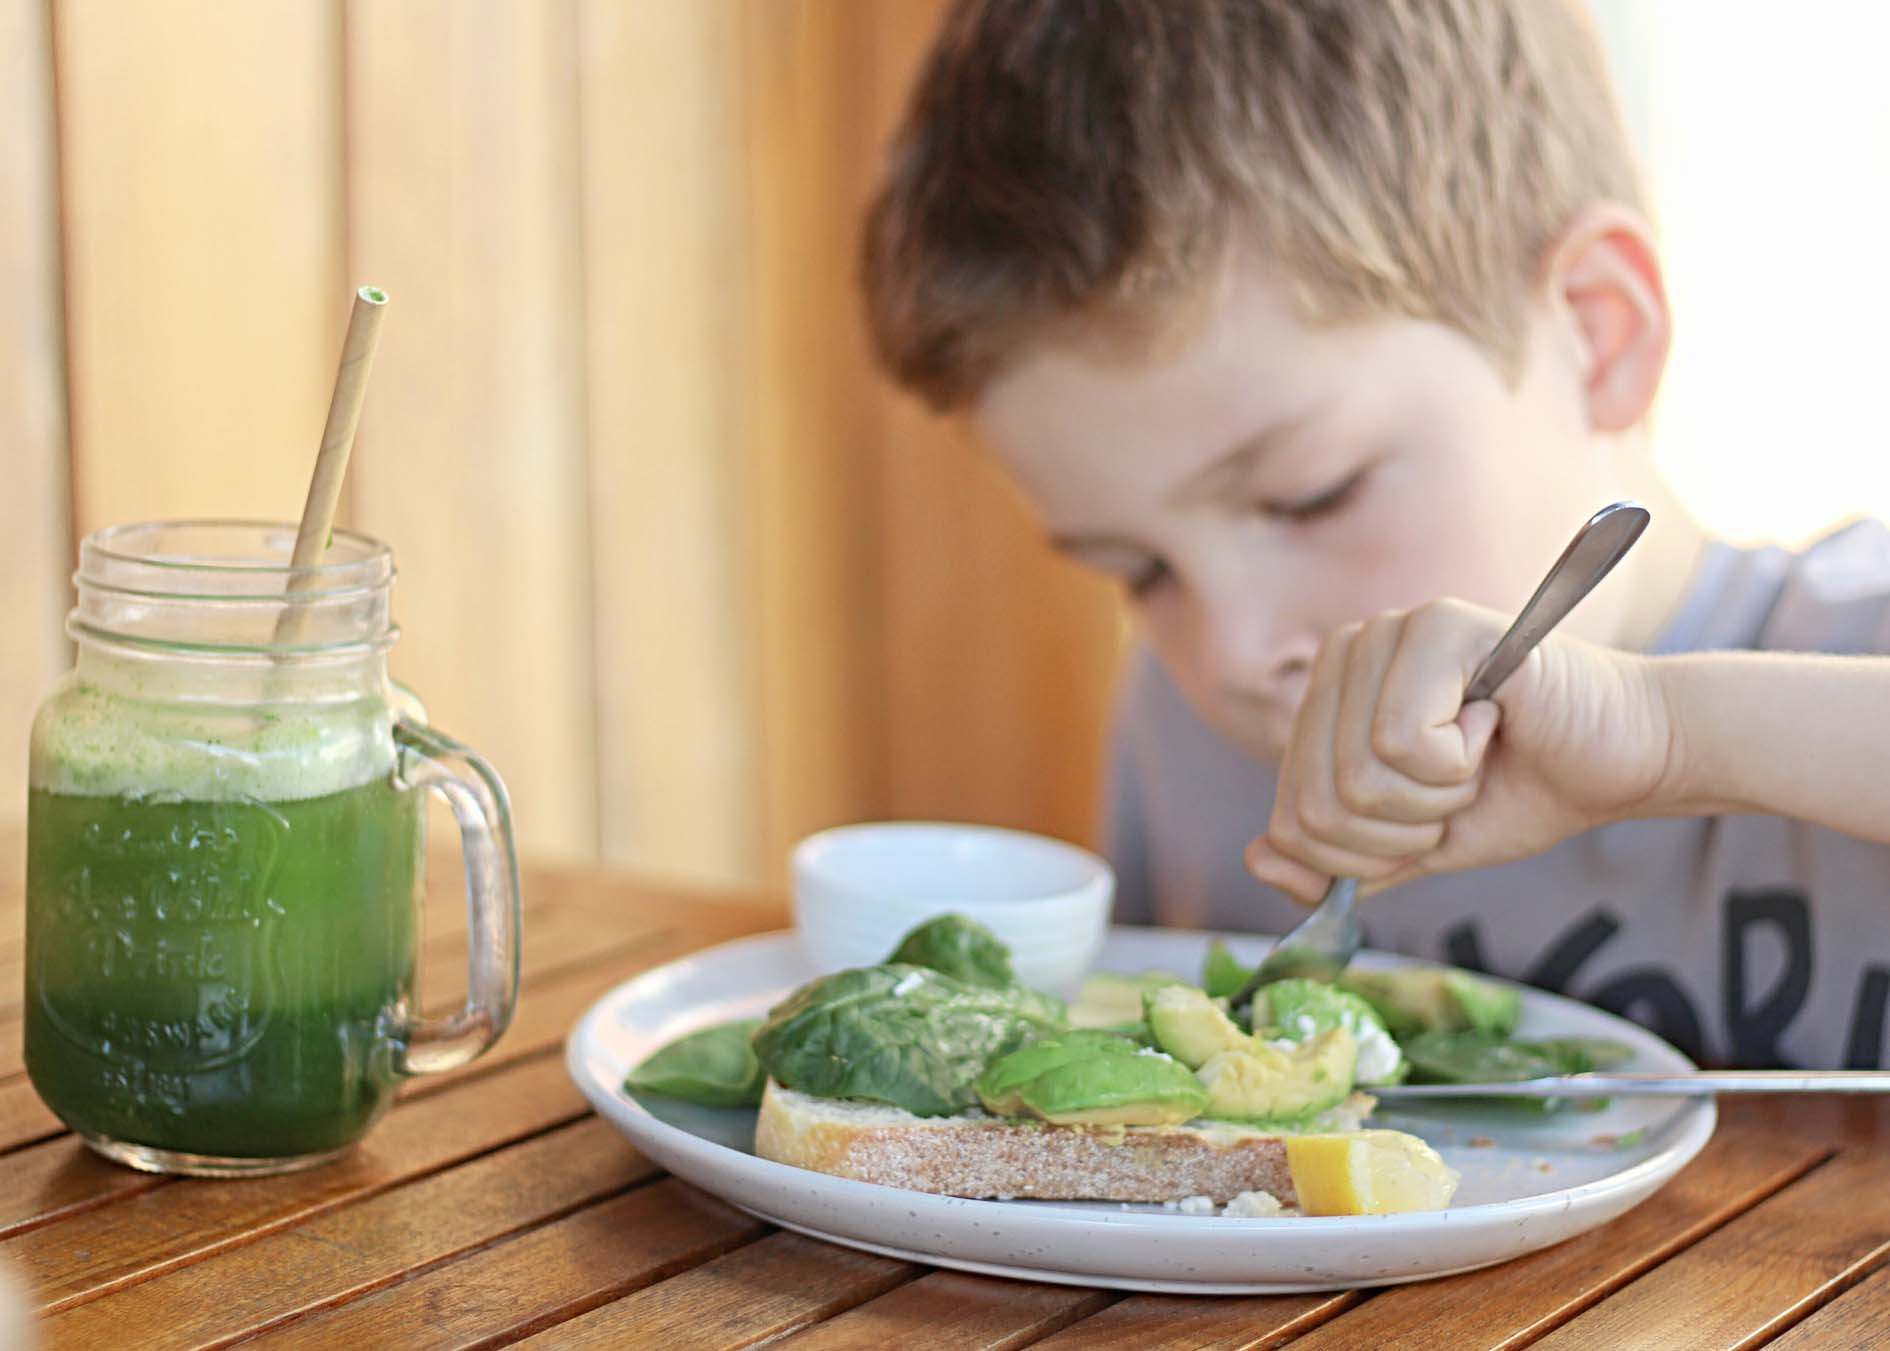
<box><xmin>754</xmin><ymin>1081</ymin><xmax>1364</xmax><ymax>1203</ymax></box>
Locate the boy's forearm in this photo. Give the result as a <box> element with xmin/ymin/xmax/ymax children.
<box><xmin>1647</xmin><ymin>651</ymin><xmax>1890</xmax><ymax>843</ymax></box>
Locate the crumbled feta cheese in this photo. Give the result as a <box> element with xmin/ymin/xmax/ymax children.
<box><xmin>1177</xmin><ymin>1194</ymin><xmax>1216</xmax><ymax>1216</ymax></box>
<box><xmin>1295</xmin><ymin>1014</ymin><xmax>1318</xmax><ymax>1039</ymax></box>
<box><xmin>891</xmin><ymin>971</ymin><xmax>924</xmax><ymax>997</ymax></box>
<box><xmin>1353</xmin><ymin>1021</ymin><xmax>1404</xmax><ymax>1084</ymax></box>
<box><xmin>1223</xmin><ymin>1190</ymin><xmax>1284</xmax><ymax>1218</ymax></box>
<box><xmin>1135</xmin><ymin>1046</ymin><xmax>1174</xmax><ymax>1059</ymax></box>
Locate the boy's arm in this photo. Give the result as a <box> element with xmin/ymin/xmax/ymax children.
<box><xmin>1650</xmin><ymin>652</ymin><xmax>1890</xmax><ymax>844</ymax></box>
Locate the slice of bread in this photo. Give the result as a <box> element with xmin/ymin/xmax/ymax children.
<box><xmin>754</xmin><ymin>1080</ymin><xmax>1375</xmax><ymax>1203</ymax></box>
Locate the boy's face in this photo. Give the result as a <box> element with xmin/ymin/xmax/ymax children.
<box><xmin>974</xmin><ymin>250</ymin><xmax>1635</xmax><ymax>765</ymax></box>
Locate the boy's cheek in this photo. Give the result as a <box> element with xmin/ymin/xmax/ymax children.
<box><xmin>1146</xmin><ymin>626</ymin><xmax>1296</xmax><ymax>766</ymax></box>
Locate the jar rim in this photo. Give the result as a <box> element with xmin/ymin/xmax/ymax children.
<box><xmin>72</xmin><ymin>520</ymin><xmax>396</xmax><ymax>657</ymax></box>
<box><xmin>81</xmin><ymin>520</ymin><xmax>393</xmax><ymax>596</ymax></box>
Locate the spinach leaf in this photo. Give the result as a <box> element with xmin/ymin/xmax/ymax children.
<box><xmin>624</xmin><ymin>1019</ymin><xmax>766</xmax><ymax>1108</ymax></box>
<box><xmin>1531</xmin><ymin>1036</ymin><xmax>1636</xmax><ymax>1074</ymax></box>
<box><xmin>1403</xmin><ymin>1030</ymin><xmax>1634</xmax><ymax>1114</ymax></box>
<box><xmin>1405</xmin><ymin>1030</ymin><xmax>1564</xmax><ymax>1084</ymax></box>
<box><xmin>1405</xmin><ymin>1031</ymin><xmax>1635</xmax><ymax>1083</ymax></box>
<box><xmin>885</xmin><ymin>913</ymin><xmax>1015</xmax><ymax>987</ymax></box>
<box><xmin>752</xmin><ymin>964</ymin><xmax>1065</xmax><ymax>1117</ymax></box>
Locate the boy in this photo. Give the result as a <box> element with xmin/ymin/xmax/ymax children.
<box><xmin>860</xmin><ymin>0</ymin><xmax>1890</xmax><ymax>1068</ymax></box>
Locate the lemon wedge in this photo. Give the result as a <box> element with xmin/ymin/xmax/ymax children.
<box><xmin>1284</xmin><ymin>1129</ymin><xmax>1461</xmax><ymax>1215</ymax></box>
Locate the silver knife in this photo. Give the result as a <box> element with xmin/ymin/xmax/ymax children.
<box><xmin>1372</xmin><ymin>1070</ymin><xmax>1890</xmax><ymax>1099</ymax></box>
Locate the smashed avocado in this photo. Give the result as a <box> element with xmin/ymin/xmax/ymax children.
<box><xmin>1339</xmin><ymin>967</ymin><xmax>1521</xmax><ymax>1040</ymax></box>
<box><xmin>1196</xmin><ymin>1027</ymin><xmax>1358</xmax><ymax>1122</ymax></box>
<box><xmin>977</xmin><ymin>1032</ymin><xmax>1207</xmax><ymax>1126</ymax></box>
<box><xmin>1145</xmin><ymin>985</ymin><xmax>1250</xmax><ymax>1069</ymax></box>
<box><xmin>1253</xmin><ymin>978</ymin><xmax>1406</xmax><ymax>1085</ymax></box>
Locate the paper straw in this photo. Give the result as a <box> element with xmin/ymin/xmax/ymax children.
<box><xmin>275</xmin><ymin>285</ymin><xmax>389</xmax><ymax>645</ymax></box>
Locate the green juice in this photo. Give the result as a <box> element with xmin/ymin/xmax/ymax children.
<box><xmin>25</xmin><ymin>779</ymin><xmax>421</xmax><ymax>1159</ymax></box>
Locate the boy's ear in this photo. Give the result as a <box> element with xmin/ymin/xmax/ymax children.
<box><xmin>1540</xmin><ymin>203</ymin><xmax>1671</xmax><ymax>433</ymax></box>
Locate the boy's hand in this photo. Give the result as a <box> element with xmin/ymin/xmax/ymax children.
<box><xmin>1245</xmin><ymin>599</ymin><xmax>1675</xmax><ymax>902</ymax></box>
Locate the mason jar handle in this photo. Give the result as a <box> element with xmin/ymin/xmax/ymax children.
<box><xmin>391</xmin><ymin>717</ymin><xmax>522</xmax><ymax>1076</ymax></box>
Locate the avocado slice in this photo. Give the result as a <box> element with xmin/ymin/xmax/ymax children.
<box><xmin>1018</xmin><ymin>1051</ymin><xmax>1209</xmax><ymax>1126</ymax></box>
<box><xmin>975</xmin><ymin>1032</ymin><xmax>1141</xmax><ymax>1116</ymax></box>
<box><xmin>1338</xmin><ymin>967</ymin><xmax>1521</xmax><ymax>1039</ymax></box>
<box><xmin>1145</xmin><ymin>985</ymin><xmax>1251</xmax><ymax>1069</ymax></box>
<box><xmin>1196</xmin><ymin>1027</ymin><xmax>1358</xmax><ymax>1123</ymax></box>
<box><xmin>976</xmin><ymin>1032</ymin><xmax>1206</xmax><ymax>1125</ymax></box>
<box><xmin>1068</xmin><ymin>970</ymin><xmax>1188</xmax><ymax>1029</ymax></box>
<box><xmin>1444</xmin><ymin>970</ymin><xmax>1522</xmax><ymax>1035</ymax></box>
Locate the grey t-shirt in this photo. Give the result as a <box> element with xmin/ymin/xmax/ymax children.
<box><xmin>1104</xmin><ymin>519</ymin><xmax>1890</xmax><ymax>1069</ymax></box>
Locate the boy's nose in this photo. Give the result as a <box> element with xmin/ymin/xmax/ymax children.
<box><xmin>1201</xmin><ymin>606</ymin><xmax>1318</xmax><ymax>712</ymax></box>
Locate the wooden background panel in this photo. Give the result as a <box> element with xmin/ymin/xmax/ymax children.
<box><xmin>54</xmin><ymin>0</ymin><xmax>346</xmax><ymax>534</ymax></box>
<box><xmin>878</xmin><ymin>415</ymin><xmax>1125</xmax><ymax>847</ymax></box>
<box><xmin>0</xmin><ymin>0</ymin><xmax>70</xmax><ymax>828</ymax></box>
<box><xmin>0</xmin><ymin>0</ymin><xmax>1128</xmax><ymax>880</ymax></box>
<box><xmin>741</xmin><ymin>0</ymin><xmax>892</xmax><ymax>876</ymax></box>
<box><xmin>859</xmin><ymin>3</ymin><xmax>1125</xmax><ymax>848</ymax></box>
<box><xmin>577</xmin><ymin>0</ymin><xmax>760</xmax><ymax>886</ymax></box>
<box><xmin>346</xmin><ymin>0</ymin><xmax>598</xmax><ymax>861</ymax></box>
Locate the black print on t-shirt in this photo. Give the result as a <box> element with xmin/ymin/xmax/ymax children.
<box><xmin>1722</xmin><ymin>888</ymin><xmax>1812</xmax><ymax>1067</ymax></box>
<box><xmin>1848</xmin><ymin>969</ymin><xmax>1889</xmax><ymax>1069</ymax></box>
<box><xmin>1439</xmin><ymin>891</ymin><xmax>1889</xmax><ymax>1068</ymax></box>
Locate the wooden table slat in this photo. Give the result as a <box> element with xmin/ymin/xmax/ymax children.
<box><xmin>4</xmin><ymin>842</ymin><xmax>1887</xmax><ymax>1350</ymax></box>
<box><xmin>504</xmin><ymin>1231</ymin><xmax>918</xmax><ymax>1351</ymax></box>
<box><xmin>16</xmin><ymin>1051</ymin><xmax>592</xmax><ymax>1311</ymax></box>
<box><xmin>229</xmin><ymin>1178</ymin><xmax>770</xmax><ymax>1351</ymax></box>
<box><xmin>38</xmin><ymin>1115</ymin><xmax>652</xmax><ymax>1351</ymax></box>
<box><xmin>0</xmin><ymin>914</ymin><xmax>677</xmax><ymax>1233</ymax></box>
<box><xmin>0</xmin><ymin>1082</ymin><xmax>60</xmax><ymax>1155</ymax></box>
<box><xmin>1025</xmin><ymin>1291</ymin><xmax>1357</xmax><ymax>1351</ymax></box>
<box><xmin>0</xmin><ymin>895</ymin><xmax>773</xmax><ymax>1168</ymax></box>
<box><xmin>1282</xmin><ymin>1112</ymin><xmax>1830</xmax><ymax>1351</ymax></box>
<box><xmin>1763</xmin><ymin>1264</ymin><xmax>1890</xmax><ymax>1351</ymax></box>
<box><xmin>1529</xmin><ymin>1150</ymin><xmax>1890</xmax><ymax>1350</ymax></box>
<box><xmin>0</xmin><ymin>1133</ymin><xmax>168</xmax><ymax>1242</ymax></box>
<box><xmin>768</xmin><ymin>1269</ymin><xmax>1117</xmax><ymax>1351</ymax></box>
<box><xmin>0</xmin><ymin>903</ymin><xmax>772</xmax><ymax>1268</ymax></box>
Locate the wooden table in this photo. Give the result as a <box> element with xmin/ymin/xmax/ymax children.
<box><xmin>2</xmin><ymin>848</ymin><xmax>1887</xmax><ymax>1350</ymax></box>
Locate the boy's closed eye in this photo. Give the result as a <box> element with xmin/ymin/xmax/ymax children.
<box><xmin>1063</xmin><ymin>464</ymin><xmax>1374</xmax><ymax>600</ymax></box>
<box><xmin>1260</xmin><ymin>465</ymin><xmax>1370</xmax><ymax>525</ymax></box>
<box><xmin>1128</xmin><ymin>555</ymin><xmax>1172</xmax><ymax>599</ymax></box>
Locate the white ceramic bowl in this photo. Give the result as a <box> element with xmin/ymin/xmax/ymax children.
<box><xmin>791</xmin><ymin>821</ymin><xmax>1114</xmax><ymax>994</ymax></box>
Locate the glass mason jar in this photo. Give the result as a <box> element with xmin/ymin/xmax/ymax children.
<box><xmin>24</xmin><ymin>521</ymin><xmax>521</xmax><ymax>1176</ymax></box>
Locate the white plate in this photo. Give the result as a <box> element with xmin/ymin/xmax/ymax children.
<box><xmin>566</xmin><ymin>927</ymin><xmax>1715</xmax><ymax>1294</ymax></box>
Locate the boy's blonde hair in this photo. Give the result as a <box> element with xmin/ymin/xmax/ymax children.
<box><xmin>862</xmin><ymin>0</ymin><xmax>1645</xmax><ymax>410</ymax></box>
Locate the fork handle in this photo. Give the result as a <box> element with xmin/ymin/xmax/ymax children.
<box><xmin>1462</xmin><ymin>502</ymin><xmax>1649</xmax><ymax>701</ymax></box>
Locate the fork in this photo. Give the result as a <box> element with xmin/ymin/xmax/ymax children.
<box><xmin>1229</xmin><ymin>500</ymin><xmax>1652</xmax><ymax>1009</ymax></box>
